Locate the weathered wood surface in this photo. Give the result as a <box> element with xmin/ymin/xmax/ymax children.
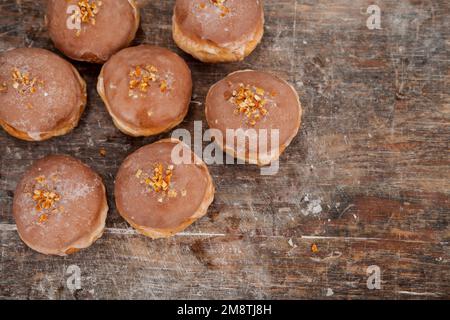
<box><xmin>0</xmin><ymin>0</ymin><xmax>449</xmax><ymax>300</ymax></box>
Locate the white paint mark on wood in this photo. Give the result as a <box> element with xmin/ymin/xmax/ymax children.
<box><xmin>301</xmin><ymin>235</ymin><xmax>430</xmax><ymax>244</ymax></box>
<box><xmin>397</xmin><ymin>291</ymin><xmax>441</xmax><ymax>297</ymax></box>
<box><xmin>310</xmin><ymin>251</ymin><xmax>342</xmax><ymax>262</ymax></box>
<box><xmin>0</xmin><ymin>224</ymin><xmax>227</xmax><ymax>237</ymax></box>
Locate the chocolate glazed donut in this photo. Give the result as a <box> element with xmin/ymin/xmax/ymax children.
<box><xmin>115</xmin><ymin>138</ymin><xmax>215</xmax><ymax>239</ymax></box>
<box><xmin>97</xmin><ymin>45</ymin><xmax>192</xmax><ymax>137</ymax></box>
<box><xmin>205</xmin><ymin>70</ymin><xmax>302</xmax><ymax>166</ymax></box>
<box><xmin>13</xmin><ymin>155</ymin><xmax>108</xmax><ymax>256</ymax></box>
<box><xmin>46</xmin><ymin>0</ymin><xmax>140</xmax><ymax>63</ymax></box>
<box><xmin>0</xmin><ymin>48</ymin><xmax>86</xmax><ymax>141</ymax></box>
<box><xmin>172</xmin><ymin>0</ymin><xmax>265</xmax><ymax>63</ymax></box>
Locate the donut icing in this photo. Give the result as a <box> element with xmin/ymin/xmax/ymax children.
<box><xmin>115</xmin><ymin>139</ymin><xmax>214</xmax><ymax>238</ymax></box>
<box><xmin>205</xmin><ymin>70</ymin><xmax>302</xmax><ymax>165</ymax></box>
<box><xmin>0</xmin><ymin>48</ymin><xmax>86</xmax><ymax>141</ymax></box>
<box><xmin>46</xmin><ymin>0</ymin><xmax>140</xmax><ymax>63</ymax></box>
<box><xmin>98</xmin><ymin>45</ymin><xmax>192</xmax><ymax>136</ymax></box>
<box><xmin>173</xmin><ymin>0</ymin><xmax>264</xmax><ymax>62</ymax></box>
<box><xmin>13</xmin><ymin>155</ymin><xmax>108</xmax><ymax>256</ymax></box>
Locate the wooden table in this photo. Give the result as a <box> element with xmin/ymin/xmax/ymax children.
<box><xmin>0</xmin><ymin>0</ymin><xmax>449</xmax><ymax>300</ymax></box>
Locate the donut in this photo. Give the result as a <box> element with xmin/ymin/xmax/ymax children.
<box><xmin>115</xmin><ymin>138</ymin><xmax>215</xmax><ymax>239</ymax></box>
<box><xmin>0</xmin><ymin>48</ymin><xmax>86</xmax><ymax>141</ymax></box>
<box><xmin>46</xmin><ymin>0</ymin><xmax>140</xmax><ymax>63</ymax></box>
<box><xmin>205</xmin><ymin>70</ymin><xmax>302</xmax><ymax>166</ymax></box>
<box><xmin>97</xmin><ymin>45</ymin><xmax>193</xmax><ymax>137</ymax></box>
<box><xmin>13</xmin><ymin>155</ymin><xmax>108</xmax><ymax>256</ymax></box>
<box><xmin>172</xmin><ymin>0</ymin><xmax>264</xmax><ymax>63</ymax></box>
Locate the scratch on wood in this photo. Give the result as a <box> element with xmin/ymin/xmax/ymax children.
<box><xmin>0</xmin><ymin>224</ymin><xmax>227</xmax><ymax>237</ymax></box>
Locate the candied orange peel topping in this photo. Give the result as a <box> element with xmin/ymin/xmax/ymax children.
<box><xmin>209</xmin><ymin>0</ymin><xmax>230</xmax><ymax>16</ymax></box>
<box><xmin>11</xmin><ymin>68</ymin><xmax>43</xmax><ymax>95</ymax></box>
<box><xmin>128</xmin><ymin>65</ymin><xmax>169</xmax><ymax>97</ymax></box>
<box><xmin>136</xmin><ymin>163</ymin><xmax>175</xmax><ymax>194</ymax></box>
<box><xmin>78</xmin><ymin>0</ymin><xmax>101</xmax><ymax>25</ymax></box>
<box><xmin>32</xmin><ymin>189</ymin><xmax>61</xmax><ymax>212</ymax></box>
<box><xmin>229</xmin><ymin>83</ymin><xmax>269</xmax><ymax>126</ymax></box>
<box><xmin>31</xmin><ymin>176</ymin><xmax>63</xmax><ymax>223</ymax></box>
<box><xmin>71</xmin><ymin>0</ymin><xmax>102</xmax><ymax>36</ymax></box>
<box><xmin>160</xmin><ymin>79</ymin><xmax>168</xmax><ymax>93</ymax></box>
<box><xmin>38</xmin><ymin>213</ymin><xmax>49</xmax><ymax>223</ymax></box>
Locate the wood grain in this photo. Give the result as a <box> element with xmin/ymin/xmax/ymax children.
<box><xmin>0</xmin><ymin>0</ymin><xmax>449</xmax><ymax>299</ymax></box>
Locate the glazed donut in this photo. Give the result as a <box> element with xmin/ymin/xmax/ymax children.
<box><xmin>46</xmin><ymin>0</ymin><xmax>140</xmax><ymax>63</ymax></box>
<box><xmin>115</xmin><ymin>138</ymin><xmax>215</xmax><ymax>239</ymax></box>
<box><xmin>172</xmin><ymin>0</ymin><xmax>264</xmax><ymax>63</ymax></box>
<box><xmin>13</xmin><ymin>155</ymin><xmax>108</xmax><ymax>256</ymax></box>
<box><xmin>97</xmin><ymin>45</ymin><xmax>192</xmax><ymax>137</ymax></box>
<box><xmin>0</xmin><ymin>48</ymin><xmax>86</xmax><ymax>141</ymax></box>
<box><xmin>205</xmin><ymin>70</ymin><xmax>302</xmax><ymax>166</ymax></box>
